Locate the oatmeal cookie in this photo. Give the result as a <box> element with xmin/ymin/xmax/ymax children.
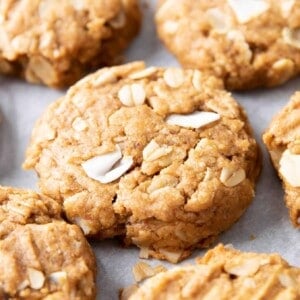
<box><xmin>0</xmin><ymin>185</ymin><xmax>61</xmax><ymax>238</ymax></box>
<box><xmin>129</xmin><ymin>244</ymin><xmax>300</xmax><ymax>299</ymax></box>
<box><xmin>0</xmin><ymin>186</ymin><xmax>97</xmax><ymax>299</ymax></box>
<box><xmin>0</xmin><ymin>0</ymin><xmax>141</xmax><ymax>87</ymax></box>
<box><xmin>263</xmin><ymin>92</ymin><xmax>300</xmax><ymax>228</ymax></box>
<box><xmin>24</xmin><ymin>61</ymin><xmax>261</xmax><ymax>262</ymax></box>
<box><xmin>156</xmin><ymin>0</ymin><xmax>300</xmax><ymax>90</ymax></box>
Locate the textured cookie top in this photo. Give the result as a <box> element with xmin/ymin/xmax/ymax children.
<box><xmin>263</xmin><ymin>92</ymin><xmax>300</xmax><ymax>227</ymax></box>
<box><xmin>129</xmin><ymin>244</ymin><xmax>300</xmax><ymax>299</ymax></box>
<box><xmin>24</xmin><ymin>62</ymin><xmax>260</xmax><ymax>261</ymax></box>
<box><xmin>0</xmin><ymin>186</ymin><xmax>97</xmax><ymax>299</ymax></box>
<box><xmin>0</xmin><ymin>222</ymin><xmax>96</xmax><ymax>300</ymax></box>
<box><xmin>156</xmin><ymin>0</ymin><xmax>300</xmax><ymax>90</ymax></box>
<box><xmin>0</xmin><ymin>0</ymin><xmax>140</xmax><ymax>87</ymax></box>
<box><xmin>0</xmin><ymin>186</ymin><xmax>61</xmax><ymax>238</ymax></box>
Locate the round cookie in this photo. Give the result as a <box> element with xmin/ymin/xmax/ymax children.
<box><xmin>0</xmin><ymin>186</ymin><xmax>97</xmax><ymax>299</ymax></box>
<box><xmin>263</xmin><ymin>92</ymin><xmax>300</xmax><ymax>228</ymax></box>
<box><xmin>0</xmin><ymin>0</ymin><xmax>141</xmax><ymax>87</ymax></box>
<box><xmin>156</xmin><ymin>0</ymin><xmax>300</xmax><ymax>90</ymax></box>
<box><xmin>128</xmin><ymin>244</ymin><xmax>300</xmax><ymax>299</ymax></box>
<box><xmin>24</xmin><ymin>61</ymin><xmax>261</xmax><ymax>262</ymax></box>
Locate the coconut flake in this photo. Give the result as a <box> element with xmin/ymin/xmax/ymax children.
<box><xmin>166</xmin><ymin>111</ymin><xmax>220</xmax><ymax>129</ymax></box>
<box><xmin>228</xmin><ymin>0</ymin><xmax>269</xmax><ymax>23</ymax></box>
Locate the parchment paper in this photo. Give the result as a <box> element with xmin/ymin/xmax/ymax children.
<box><xmin>0</xmin><ymin>1</ymin><xmax>299</xmax><ymax>299</ymax></box>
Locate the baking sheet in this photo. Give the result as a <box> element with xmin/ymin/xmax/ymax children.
<box><xmin>0</xmin><ymin>1</ymin><xmax>299</xmax><ymax>299</ymax></box>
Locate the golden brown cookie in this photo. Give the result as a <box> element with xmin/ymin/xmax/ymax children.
<box><xmin>0</xmin><ymin>186</ymin><xmax>61</xmax><ymax>238</ymax></box>
<box><xmin>129</xmin><ymin>244</ymin><xmax>300</xmax><ymax>300</ymax></box>
<box><xmin>0</xmin><ymin>186</ymin><xmax>97</xmax><ymax>299</ymax></box>
<box><xmin>0</xmin><ymin>0</ymin><xmax>141</xmax><ymax>87</ymax></box>
<box><xmin>24</xmin><ymin>61</ymin><xmax>261</xmax><ymax>262</ymax></box>
<box><xmin>263</xmin><ymin>92</ymin><xmax>300</xmax><ymax>228</ymax></box>
<box><xmin>156</xmin><ymin>0</ymin><xmax>300</xmax><ymax>90</ymax></box>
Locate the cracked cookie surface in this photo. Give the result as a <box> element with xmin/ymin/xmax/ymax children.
<box><xmin>156</xmin><ymin>0</ymin><xmax>300</xmax><ymax>90</ymax></box>
<box><xmin>24</xmin><ymin>61</ymin><xmax>261</xmax><ymax>262</ymax></box>
<box><xmin>129</xmin><ymin>244</ymin><xmax>300</xmax><ymax>300</ymax></box>
<box><xmin>0</xmin><ymin>0</ymin><xmax>141</xmax><ymax>87</ymax></box>
<box><xmin>0</xmin><ymin>186</ymin><xmax>97</xmax><ymax>299</ymax></box>
<box><xmin>263</xmin><ymin>92</ymin><xmax>300</xmax><ymax>228</ymax></box>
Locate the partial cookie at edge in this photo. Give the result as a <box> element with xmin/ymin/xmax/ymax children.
<box><xmin>0</xmin><ymin>186</ymin><xmax>61</xmax><ymax>238</ymax></box>
<box><xmin>128</xmin><ymin>244</ymin><xmax>300</xmax><ymax>300</ymax></box>
<box><xmin>156</xmin><ymin>0</ymin><xmax>300</xmax><ymax>90</ymax></box>
<box><xmin>0</xmin><ymin>0</ymin><xmax>141</xmax><ymax>87</ymax></box>
<box><xmin>263</xmin><ymin>92</ymin><xmax>300</xmax><ymax>227</ymax></box>
<box><xmin>0</xmin><ymin>186</ymin><xmax>97</xmax><ymax>299</ymax></box>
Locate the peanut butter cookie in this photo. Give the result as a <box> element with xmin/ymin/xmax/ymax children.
<box><xmin>0</xmin><ymin>0</ymin><xmax>141</xmax><ymax>87</ymax></box>
<box><xmin>129</xmin><ymin>244</ymin><xmax>300</xmax><ymax>299</ymax></box>
<box><xmin>263</xmin><ymin>92</ymin><xmax>300</xmax><ymax>228</ymax></box>
<box><xmin>24</xmin><ymin>62</ymin><xmax>261</xmax><ymax>262</ymax></box>
<box><xmin>156</xmin><ymin>0</ymin><xmax>300</xmax><ymax>90</ymax></box>
<box><xmin>0</xmin><ymin>186</ymin><xmax>97</xmax><ymax>299</ymax></box>
<box><xmin>0</xmin><ymin>185</ymin><xmax>61</xmax><ymax>238</ymax></box>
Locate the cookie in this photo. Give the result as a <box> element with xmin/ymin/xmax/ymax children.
<box><xmin>263</xmin><ymin>92</ymin><xmax>300</xmax><ymax>228</ymax></box>
<box><xmin>0</xmin><ymin>186</ymin><xmax>97</xmax><ymax>299</ymax></box>
<box><xmin>156</xmin><ymin>0</ymin><xmax>300</xmax><ymax>90</ymax></box>
<box><xmin>23</xmin><ymin>61</ymin><xmax>261</xmax><ymax>262</ymax></box>
<box><xmin>0</xmin><ymin>0</ymin><xmax>141</xmax><ymax>87</ymax></box>
<box><xmin>128</xmin><ymin>244</ymin><xmax>300</xmax><ymax>299</ymax></box>
<box><xmin>0</xmin><ymin>185</ymin><xmax>61</xmax><ymax>238</ymax></box>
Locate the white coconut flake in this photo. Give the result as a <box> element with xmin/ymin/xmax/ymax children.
<box><xmin>82</xmin><ymin>146</ymin><xmax>122</xmax><ymax>178</ymax></box>
<box><xmin>280</xmin><ymin>0</ymin><xmax>295</xmax><ymax>17</ymax></box>
<box><xmin>28</xmin><ymin>268</ymin><xmax>45</xmax><ymax>290</ymax></box>
<box><xmin>228</xmin><ymin>0</ymin><xmax>270</xmax><ymax>23</ymax></box>
<box><xmin>98</xmin><ymin>156</ymin><xmax>133</xmax><ymax>184</ymax></box>
<box><xmin>82</xmin><ymin>146</ymin><xmax>133</xmax><ymax>184</ymax></box>
<box><xmin>166</xmin><ymin>111</ymin><xmax>220</xmax><ymax>129</ymax></box>
<box><xmin>279</xmin><ymin>149</ymin><xmax>300</xmax><ymax>187</ymax></box>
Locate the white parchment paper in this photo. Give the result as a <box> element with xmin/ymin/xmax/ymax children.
<box><xmin>0</xmin><ymin>1</ymin><xmax>299</xmax><ymax>299</ymax></box>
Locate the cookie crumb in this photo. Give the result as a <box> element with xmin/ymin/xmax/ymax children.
<box><xmin>133</xmin><ymin>262</ymin><xmax>155</xmax><ymax>282</ymax></box>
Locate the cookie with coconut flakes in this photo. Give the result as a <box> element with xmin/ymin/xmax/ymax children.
<box><xmin>0</xmin><ymin>186</ymin><xmax>97</xmax><ymax>299</ymax></box>
<box><xmin>263</xmin><ymin>92</ymin><xmax>300</xmax><ymax>228</ymax></box>
<box><xmin>128</xmin><ymin>244</ymin><xmax>300</xmax><ymax>300</ymax></box>
<box><xmin>0</xmin><ymin>0</ymin><xmax>141</xmax><ymax>87</ymax></box>
<box><xmin>156</xmin><ymin>0</ymin><xmax>300</xmax><ymax>90</ymax></box>
<box><xmin>23</xmin><ymin>61</ymin><xmax>261</xmax><ymax>262</ymax></box>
